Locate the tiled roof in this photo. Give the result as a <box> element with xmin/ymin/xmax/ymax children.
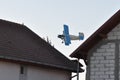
<box><xmin>0</xmin><ymin>19</ymin><xmax>84</xmax><ymax>72</ymax></box>
<box><xmin>70</xmin><ymin>9</ymin><xmax>120</xmax><ymax>60</ymax></box>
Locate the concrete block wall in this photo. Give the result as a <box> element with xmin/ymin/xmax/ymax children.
<box><xmin>89</xmin><ymin>43</ymin><xmax>115</xmax><ymax>80</ymax></box>
<box><xmin>107</xmin><ymin>23</ymin><xmax>120</xmax><ymax>40</ymax></box>
<box><xmin>88</xmin><ymin>23</ymin><xmax>120</xmax><ymax>80</ymax></box>
<box><xmin>119</xmin><ymin>44</ymin><xmax>120</xmax><ymax>80</ymax></box>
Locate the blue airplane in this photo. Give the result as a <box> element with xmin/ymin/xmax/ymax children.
<box><xmin>58</xmin><ymin>24</ymin><xmax>84</xmax><ymax>46</ymax></box>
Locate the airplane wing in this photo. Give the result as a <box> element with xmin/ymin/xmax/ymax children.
<box><xmin>63</xmin><ymin>24</ymin><xmax>71</xmax><ymax>45</ymax></box>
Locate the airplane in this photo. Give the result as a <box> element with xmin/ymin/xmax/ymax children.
<box><xmin>58</xmin><ymin>24</ymin><xmax>84</xmax><ymax>46</ymax></box>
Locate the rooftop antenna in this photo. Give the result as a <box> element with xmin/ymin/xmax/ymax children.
<box><xmin>22</xmin><ymin>22</ymin><xmax>24</xmax><ymax>25</ymax></box>
<box><xmin>46</xmin><ymin>36</ymin><xmax>54</xmax><ymax>47</ymax></box>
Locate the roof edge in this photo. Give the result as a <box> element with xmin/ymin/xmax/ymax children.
<box><xmin>0</xmin><ymin>55</ymin><xmax>84</xmax><ymax>73</ymax></box>
<box><xmin>70</xmin><ymin>9</ymin><xmax>120</xmax><ymax>59</ymax></box>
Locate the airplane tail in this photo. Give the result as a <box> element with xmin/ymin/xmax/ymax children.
<box><xmin>79</xmin><ymin>32</ymin><xmax>84</xmax><ymax>40</ymax></box>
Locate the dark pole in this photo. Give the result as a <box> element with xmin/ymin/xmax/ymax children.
<box><xmin>77</xmin><ymin>59</ymin><xmax>80</xmax><ymax>80</ymax></box>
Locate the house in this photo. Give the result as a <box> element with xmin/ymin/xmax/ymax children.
<box><xmin>0</xmin><ymin>19</ymin><xmax>84</xmax><ymax>80</ymax></box>
<box><xmin>70</xmin><ymin>9</ymin><xmax>120</xmax><ymax>80</ymax></box>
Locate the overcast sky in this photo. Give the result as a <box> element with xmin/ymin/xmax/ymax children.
<box><xmin>0</xmin><ymin>0</ymin><xmax>120</xmax><ymax>80</ymax></box>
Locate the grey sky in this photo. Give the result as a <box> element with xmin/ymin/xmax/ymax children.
<box><xmin>0</xmin><ymin>0</ymin><xmax>120</xmax><ymax>80</ymax></box>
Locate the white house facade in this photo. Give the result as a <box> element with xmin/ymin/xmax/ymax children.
<box><xmin>0</xmin><ymin>61</ymin><xmax>71</xmax><ymax>80</ymax></box>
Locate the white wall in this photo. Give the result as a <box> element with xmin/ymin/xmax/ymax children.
<box><xmin>0</xmin><ymin>61</ymin><xmax>20</xmax><ymax>80</ymax></box>
<box><xmin>27</xmin><ymin>66</ymin><xmax>71</xmax><ymax>80</ymax></box>
<box><xmin>0</xmin><ymin>61</ymin><xmax>71</xmax><ymax>80</ymax></box>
